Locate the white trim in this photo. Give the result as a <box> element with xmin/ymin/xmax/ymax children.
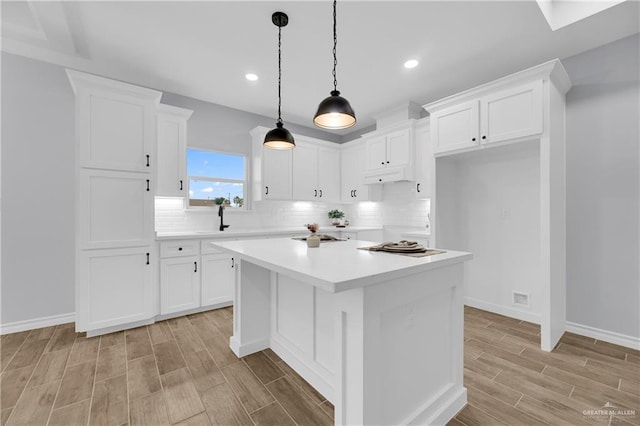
<box><xmin>465</xmin><ymin>297</ymin><xmax>541</xmax><ymax>324</ymax></box>
<box><xmin>565</xmin><ymin>321</ymin><xmax>640</xmax><ymax>351</ymax></box>
<box><xmin>0</xmin><ymin>312</ymin><xmax>75</xmax><ymax>335</ymax></box>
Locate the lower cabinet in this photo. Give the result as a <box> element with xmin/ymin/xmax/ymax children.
<box><xmin>201</xmin><ymin>253</ymin><xmax>235</xmax><ymax>306</ymax></box>
<box><xmin>160</xmin><ymin>255</ymin><xmax>200</xmax><ymax>315</ymax></box>
<box><xmin>159</xmin><ymin>239</ymin><xmax>235</xmax><ymax>316</ymax></box>
<box><xmin>78</xmin><ymin>246</ymin><xmax>154</xmax><ymax>331</ymax></box>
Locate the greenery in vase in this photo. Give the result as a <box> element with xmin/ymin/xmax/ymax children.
<box><xmin>328</xmin><ymin>209</ymin><xmax>345</xmax><ymax>219</ymax></box>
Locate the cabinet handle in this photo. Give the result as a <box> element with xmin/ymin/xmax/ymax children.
<box><xmin>194</xmin><ymin>261</ymin><xmax>197</xmax><ymax>273</ymax></box>
<box><xmin>178</xmin><ymin>247</ymin><xmax>183</xmax><ymax>251</ymax></box>
<box><xmin>482</xmin><ymin>136</ymin><xmax>486</xmax><ymax>140</ymax></box>
<box><xmin>417</xmin><ymin>183</ymin><xmax>421</xmax><ymax>193</ymax></box>
<box><xmin>354</xmin><ymin>189</ymin><xmax>357</xmax><ymax>197</ymax></box>
<box><xmin>350</xmin><ymin>190</ymin><xmax>354</xmax><ymax>197</ymax></box>
<box><xmin>472</xmin><ymin>137</ymin><xmax>476</xmax><ymax>142</ymax></box>
<box><xmin>146</xmin><ymin>253</ymin><xmax>150</xmax><ymax>265</ymax></box>
<box><xmin>146</xmin><ymin>155</ymin><xmax>150</xmax><ymax>167</ymax></box>
<box><xmin>146</xmin><ymin>179</ymin><xmax>150</xmax><ymax>191</ymax></box>
<box><xmin>319</xmin><ymin>189</ymin><xmax>323</xmax><ymax>198</ymax></box>
<box><xmin>179</xmin><ymin>180</ymin><xmax>183</xmax><ymax>191</ymax></box>
<box><xmin>231</xmin><ymin>257</ymin><xmax>235</xmax><ymax>268</ymax></box>
<box><xmin>265</xmin><ymin>186</ymin><xmax>269</xmax><ymax>195</ymax></box>
<box><xmin>314</xmin><ymin>189</ymin><xmax>318</xmax><ymax>197</ymax></box>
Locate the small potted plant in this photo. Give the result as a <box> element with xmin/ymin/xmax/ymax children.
<box><xmin>328</xmin><ymin>209</ymin><xmax>345</xmax><ymax>226</ymax></box>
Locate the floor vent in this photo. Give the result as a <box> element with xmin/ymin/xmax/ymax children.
<box><xmin>513</xmin><ymin>292</ymin><xmax>530</xmax><ymax>307</ymax></box>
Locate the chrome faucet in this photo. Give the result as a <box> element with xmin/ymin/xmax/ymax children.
<box><xmin>218</xmin><ymin>205</ymin><xmax>229</xmax><ymax>231</ymax></box>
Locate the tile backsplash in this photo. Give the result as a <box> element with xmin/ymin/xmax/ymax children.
<box><xmin>155</xmin><ymin>182</ymin><xmax>429</xmax><ymax>233</ymax></box>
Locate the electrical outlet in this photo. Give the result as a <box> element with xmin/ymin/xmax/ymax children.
<box><xmin>513</xmin><ymin>291</ymin><xmax>529</xmax><ymax>306</ymax></box>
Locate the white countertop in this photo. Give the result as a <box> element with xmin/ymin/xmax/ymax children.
<box><xmin>155</xmin><ymin>226</ymin><xmax>383</xmax><ymax>240</ymax></box>
<box><xmin>212</xmin><ymin>237</ymin><xmax>471</xmax><ymax>293</ymax></box>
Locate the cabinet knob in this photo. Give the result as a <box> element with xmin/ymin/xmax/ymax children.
<box><xmin>381</xmin><ymin>162</ymin><xmax>385</xmax><ymax>165</ymax></box>
<box><xmin>472</xmin><ymin>137</ymin><xmax>476</xmax><ymax>142</ymax></box>
<box><xmin>482</xmin><ymin>136</ymin><xmax>486</xmax><ymax>140</ymax></box>
<box><xmin>178</xmin><ymin>247</ymin><xmax>182</xmax><ymax>251</ymax></box>
<box><xmin>386</xmin><ymin>161</ymin><xmax>390</xmax><ymax>164</ymax></box>
<box><xmin>379</xmin><ymin>178</ymin><xmax>382</xmax><ymax>182</ymax></box>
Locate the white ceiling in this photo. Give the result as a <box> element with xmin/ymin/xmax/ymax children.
<box><xmin>2</xmin><ymin>1</ymin><xmax>639</xmax><ymax>136</ymax></box>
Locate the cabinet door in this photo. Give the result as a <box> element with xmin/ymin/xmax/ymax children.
<box><xmin>317</xmin><ymin>147</ymin><xmax>340</xmax><ymax>202</ymax></box>
<box><xmin>385</xmin><ymin>128</ymin><xmax>412</xmax><ymax>167</ymax></box>
<box><xmin>79</xmin><ymin>169</ymin><xmax>153</xmax><ymax>249</ymax></box>
<box><xmin>77</xmin><ymin>90</ymin><xmax>156</xmax><ymax>172</ymax></box>
<box><xmin>160</xmin><ymin>256</ymin><xmax>201</xmax><ymax>315</ymax></box>
<box><xmin>432</xmin><ymin>100</ymin><xmax>479</xmax><ymax>155</ymax></box>
<box><xmin>365</xmin><ymin>136</ymin><xmax>387</xmax><ymax>171</ymax></box>
<box><xmin>157</xmin><ymin>108</ymin><xmax>190</xmax><ymax>196</ymax></box>
<box><xmin>201</xmin><ymin>253</ymin><xmax>235</xmax><ymax>306</ymax></box>
<box><xmin>292</xmin><ymin>143</ymin><xmax>319</xmax><ymax>201</ymax></box>
<box><xmin>480</xmin><ymin>81</ymin><xmax>543</xmax><ymax>145</ymax></box>
<box><xmin>262</xmin><ymin>147</ymin><xmax>292</xmax><ymax>200</ymax></box>
<box><xmin>78</xmin><ymin>247</ymin><xmax>153</xmax><ymax>331</ymax></box>
<box><xmin>413</xmin><ymin>122</ymin><xmax>431</xmax><ymax>199</ymax></box>
<box><xmin>341</xmin><ymin>146</ymin><xmax>358</xmax><ymax>201</ymax></box>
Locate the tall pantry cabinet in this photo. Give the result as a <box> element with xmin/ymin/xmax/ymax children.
<box><xmin>67</xmin><ymin>70</ymin><xmax>162</xmax><ymax>334</ymax></box>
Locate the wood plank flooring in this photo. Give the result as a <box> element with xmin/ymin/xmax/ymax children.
<box><xmin>1</xmin><ymin>305</ymin><xmax>638</xmax><ymax>425</ymax></box>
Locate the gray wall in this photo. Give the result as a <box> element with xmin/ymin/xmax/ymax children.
<box><xmin>563</xmin><ymin>34</ymin><xmax>640</xmax><ymax>338</ymax></box>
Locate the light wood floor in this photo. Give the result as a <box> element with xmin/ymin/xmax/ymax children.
<box><xmin>1</xmin><ymin>306</ymin><xmax>638</xmax><ymax>426</ymax></box>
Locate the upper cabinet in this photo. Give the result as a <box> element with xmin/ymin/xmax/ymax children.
<box><xmin>251</xmin><ymin>127</ymin><xmax>293</xmax><ymax>201</ymax></box>
<box><xmin>341</xmin><ymin>141</ymin><xmax>382</xmax><ymax>202</ymax></box>
<box><xmin>67</xmin><ymin>71</ymin><xmax>160</xmax><ymax>173</ymax></box>
<box><xmin>430</xmin><ymin>81</ymin><xmax>544</xmax><ymax>156</ymax></box>
<box><xmin>412</xmin><ymin>119</ymin><xmax>431</xmax><ymax>200</ymax></box>
<box><xmin>363</xmin><ymin>122</ymin><xmax>415</xmax><ymax>184</ymax></box>
<box><xmin>292</xmin><ymin>141</ymin><xmax>340</xmax><ymax>202</ymax></box>
<box><xmin>156</xmin><ymin>104</ymin><xmax>193</xmax><ymax>197</ymax></box>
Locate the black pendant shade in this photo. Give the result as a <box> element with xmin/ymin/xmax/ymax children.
<box><xmin>313</xmin><ymin>90</ymin><xmax>356</xmax><ymax>130</ymax></box>
<box><xmin>313</xmin><ymin>0</ymin><xmax>356</xmax><ymax>130</ymax></box>
<box><xmin>264</xmin><ymin>122</ymin><xmax>295</xmax><ymax>150</ymax></box>
<box><xmin>264</xmin><ymin>11</ymin><xmax>295</xmax><ymax>150</ymax></box>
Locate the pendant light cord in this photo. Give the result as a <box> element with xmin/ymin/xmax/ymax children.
<box><xmin>332</xmin><ymin>0</ymin><xmax>338</xmax><ymax>93</ymax></box>
<box><xmin>277</xmin><ymin>24</ymin><xmax>283</xmax><ymax>124</ymax></box>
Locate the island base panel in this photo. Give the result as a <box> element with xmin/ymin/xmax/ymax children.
<box><xmin>231</xmin><ymin>259</ymin><xmax>467</xmax><ymax>425</ymax></box>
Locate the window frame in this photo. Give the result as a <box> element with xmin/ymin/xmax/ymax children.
<box><xmin>185</xmin><ymin>147</ymin><xmax>249</xmax><ymax>210</ymax></box>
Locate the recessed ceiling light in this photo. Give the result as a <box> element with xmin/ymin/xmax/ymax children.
<box><xmin>245</xmin><ymin>73</ymin><xmax>258</xmax><ymax>82</ymax></box>
<box><xmin>404</xmin><ymin>59</ymin><xmax>419</xmax><ymax>69</ymax></box>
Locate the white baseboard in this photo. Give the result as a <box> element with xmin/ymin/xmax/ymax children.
<box><xmin>464</xmin><ymin>297</ymin><xmax>541</xmax><ymax>324</ymax></box>
<box><xmin>0</xmin><ymin>312</ymin><xmax>76</xmax><ymax>335</ymax></box>
<box><xmin>565</xmin><ymin>321</ymin><xmax>640</xmax><ymax>351</ymax></box>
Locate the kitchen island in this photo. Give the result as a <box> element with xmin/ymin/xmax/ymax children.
<box><xmin>211</xmin><ymin>237</ymin><xmax>472</xmax><ymax>425</ymax></box>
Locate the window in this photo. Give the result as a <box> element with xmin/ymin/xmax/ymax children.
<box><xmin>187</xmin><ymin>148</ymin><xmax>246</xmax><ymax>208</ymax></box>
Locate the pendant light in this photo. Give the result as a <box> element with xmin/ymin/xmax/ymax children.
<box><xmin>264</xmin><ymin>12</ymin><xmax>295</xmax><ymax>150</ymax></box>
<box><xmin>313</xmin><ymin>0</ymin><xmax>356</xmax><ymax>130</ymax></box>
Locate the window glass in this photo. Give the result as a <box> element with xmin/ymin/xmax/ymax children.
<box><xmin>187</xmin><ymin>149</ymin><xmax>246</xmax><ymax>208</ymax></box>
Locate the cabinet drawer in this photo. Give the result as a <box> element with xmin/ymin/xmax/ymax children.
<box><xmin>201</xmin><ymin>239</ymin><xmax>235</xmax><ymax>254</ymax></box>
<box><xmin>160</xmin><ymin>240</ymin><xmax>200</xmax><ymax>258</ymax></box>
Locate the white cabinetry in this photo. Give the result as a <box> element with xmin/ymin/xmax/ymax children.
<box><xmin>159</xmin><ymin>239</ymin><xmax>235</xmax><ymax>315</ymax></box>
<box><xmin>424</xmin><ymin>59</ymin><xmax>571</xmax><ymax>352</ymax></box>
<box><xmin>68</xmin><ymin>70</ymin><xmax>161</xmax><ymax>335</ymax></box>
<box><xmin>363</xmin><ymin>123</ymin><xmax>415</xmax><ymax>184</ymax></box>
<box><xmin>341</xmin><ymin>141</ymin><xmax>382</xmax><ymax>202</ymax></box>
<box><xmin>411</xmin><ymin>119</ymin><xmax>432</xmax><ymax>200</ymax></box>
<box><xmin>156</xmin><ymin>104</ymin><xmax>192</xmax><ymax>197</ymax></box>
<box><xmin>201</xmin><ymin>253</ymin><xmax>235</xmax><ymax>306</ymax></box>
<box><xmin>432</xmin><ymin>81</ymin><xmax>543</xmax><ymax>156</ymax></box>
<box><xmin>292</xmin><ymin>142</ymin><xmax>340</xmax><ymax>202</ymax></box>
<box><xmin>251</xmin><ymin>127</ymin><xmax>292</xmax><ymax>201</ymax></box>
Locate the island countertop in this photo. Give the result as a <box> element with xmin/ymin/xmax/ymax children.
<box><xmin>211</xmin><ymin>237</ymin><xmax>472</xmax><ymax>293</ymax></box>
